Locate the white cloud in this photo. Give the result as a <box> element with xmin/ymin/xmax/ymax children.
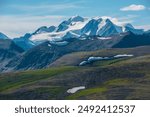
<box><xmin>135</xmin><ymin>25</ymin><xmax>150</xmax><ymax>31</ymax></box>
<box><xmin>0</xmin><ymin>2</ymin><xmax>82</xmax><ymax>38</ymax></box>
<box><xmin>118</xmin><ymin>15</ymin><xmax>138</xmax><ymax>21</ymax></box>
<box><xmin>101</xmin><ymin>16</ymin><xmax>133</xmax><ymax>26</ymax></box>
<box><xmin>120</xmin><ymin>4</ymin><xmax>145</xmax><ymax>11</ymax></box>
<box><xmin>7</xmin><ymin>2</ymin><xmax>83</xmax><ymax>15</ymax></box>
<box><xmin>11</xmin><ymin>3</ymin><xmax>78</xmax><ymax>12</ymax></box>
<box><xmin>0</xmin><ymin>15</ymin><xmax>66</xmax><ymax>38</ymax></box>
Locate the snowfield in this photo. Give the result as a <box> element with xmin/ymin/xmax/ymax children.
<box><xmin>50</xmin><ymin>41</ymin><xmax>68</xmax><ymax>46</ymax></box>
<box><xmin>114</xmin><ymin>54</ymin><xmax>134</xmax><ymax>58</ymax></box>
<box><xmin>67</xmin><ymin>86</ymin><xmax>86</xmax><ymax>94</ymax></box>
<box><xmin>48</xmin><ymin>44</ymin><xmax>51</xmax><ymax>47</ymax></box>
<box><xmin>79</xmin><ymin>61</ymin><xmax>88</xmax><ymax>66</ymax></box>
<box><xmin>88</xmin><ymin>56</ymin><xmax>109</xmax><ymax>62</ymax></box>
<box><xmin>79</xmin><ymin>54</ymin><xmax>134</xmax><ymax>66</ymax></box>
<box><xmin>98</xmin><ymin>37</ymin><xmax>112</xmax><ymax>40</ymax></box>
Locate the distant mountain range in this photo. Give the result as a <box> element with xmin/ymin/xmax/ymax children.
<box><xmin>29</xmin><ymin>16</ymin><xmax>143</xmax><ymax>43</ymax></box>
<box><xmin>0</xmin><ymin>16</ymin><xmax>149</xmax><ymax>72</ymax></box>
<box><xmin>12</xmin><ymin>15</ymin><xmax>144</xmax><ymax>50</ymax></box>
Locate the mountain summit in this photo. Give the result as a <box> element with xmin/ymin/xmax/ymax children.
<box><xmin>13</xmin><ymin>16</ymin><xmax>144</xmax><ymax>48</ymax></box>
<box><xmin>29</xmin><ymin>16</ymin><xmax>143</xmax><ymax>43</ymax></box>
<box><xmin>0</xmin><ymin>32</ymin><xmax>9</xmax><ymax>39</ymax></box>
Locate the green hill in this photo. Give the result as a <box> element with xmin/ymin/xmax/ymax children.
<box><xmin>0</xmin><ymin>46</ymin><xmax>150</xmax><ymax>99</ymax></box>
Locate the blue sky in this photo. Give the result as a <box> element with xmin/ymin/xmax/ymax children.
<box><xmin>0</xmin><ymin>0</ymin><xmax>150</xmax><ymax>38</ymax></box>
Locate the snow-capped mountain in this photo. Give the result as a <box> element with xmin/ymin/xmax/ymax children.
<box><xmin>13</xmin><ymin>16</ymin><xmax>144</xmax><ymax>48</ymax></box>
<box><xmin>28</xmin><ymin>16</ymin><xmax>143</xmax><ymax>44</ymax></box>
<box><xmin>0</xmin><ymin>32</ymin><xmax>9</xmax><ymax>39</ymax></box>
<box><xmin>124</xmin><ymin>24</ymin><xmax>143</xmax><ymax>35</ymax></box>
<box><xmin>33</xmin><ymin>26</ymin><xmax>56</xmax><ymax>34</ymax></box>
<box><xmin>30</xmin><ymin>16</ymin><xmax>88</xmax><ymax>43</ymax></box>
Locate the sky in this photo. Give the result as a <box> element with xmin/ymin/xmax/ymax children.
<box><xmin>0</xmin><ymin>0</ymin><xmax>150</xmax><ymax>38</ymax></box>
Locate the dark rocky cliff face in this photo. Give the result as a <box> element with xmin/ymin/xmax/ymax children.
<box><xmin>0</xmin><ymin>39</ymin><xmax>24</xmax><ymax>72</ymax></box>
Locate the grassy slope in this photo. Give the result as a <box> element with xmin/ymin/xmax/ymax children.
<box><xmin>66</xmin><ymin>55</ymin><xmax>150</xmax><ymax>100</ymax></box>
<box><xmin>0</xmin><ymin>46</ymin><xmax>150</xmax><ymax>99</ymax></box>
<box><xmin>49</xmin><ymin>46</ymin><xmax>150</xmax><ymax>67</ymax></box>
<box><xmin>0</xmin><ymin>66</ymin><xmax>78</xmax><ymax>99</ymax></box>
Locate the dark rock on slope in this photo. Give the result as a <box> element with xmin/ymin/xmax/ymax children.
<box><xmin>113</xmin><ymin>32</ymin><xmax>150</xmax><ymax>48</ymax></box>
<box><xmin>13</xmin><ymin>33</ymin><xmax>35</xmax><ymax>51</ymax></box>
<box><xmin>0</xmin><ymin>39</ymin><xmax>24</xmax><ymax>72</ymax></box>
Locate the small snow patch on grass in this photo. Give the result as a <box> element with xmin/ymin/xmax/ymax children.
<box><xmin>67</xmin><ymin>86</ymin><xmax>85</xmax><ymax>94</ymax></box>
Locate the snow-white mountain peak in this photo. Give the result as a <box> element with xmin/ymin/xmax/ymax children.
<box><xmin>125</xmin><ymin>23</ymin><xmax>134</xmax><ymax>29</ymax></box>
<box><xmin>34</xmin><ymin>26</ymin><xmax>56</xmax><ymax>34</ymax></box>
<box><xmin>27</xmin><ymin>16</ymin><xmax>144</xmax><ymax>44</ymax></box>
<box><xmin>68</xmin><ymin>15</ymin><xmax>85</xmax><ymax>22</ymax></box>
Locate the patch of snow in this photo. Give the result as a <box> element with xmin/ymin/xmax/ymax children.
<box><xmin>114</xmin><ymin>54</ymin><xmax>134</xmax><ymax>58</ymax></box>
<box><xmin>88</xmin><ymin>57</ymin><xmax>103</xmax><ymax>62</ymax></box>
<box><xmin>79</xmin><ymin>37</ymin><xmax>87</xmax><ymax>40</ymax></box>
<box><xmin>48</xmin><ymin>44</ymin><xmax>51</xmax><ymax>47</ymax></box>
<box><xmin>79</xmin><ymin>56</ymin><xmax>110</xmax><ymax>66</ymax></box>
<box><xmin>67</xmin><ymin>86</ymin><xmax>85</xmax><ymax>94</ymax></box>
<box><xmin>98</xmin><ymin>37</ymin><xmax>112</xmax><ymax>40</ymax></box>
<box><xmin>67</xmin><ymin>19</ymin><xmax>89</xmax><ymax>31</ymax></box>
<box><xmin>69</xmin><ymin>15</ymin><xmax>85</xmax><ymax>22</ymax></box>
<box><xmin>85</xmin><ymin>31</ymin><xmax>91</xmax><ymax>35</ymax></box>
<box><xmin>97</xmin><ymin>18</ymin><xmax>106</xmax><ymax>31</ymax></box>
<box><xmin>79</xmin><ymin>61</ymin><xmax>88</xmax><ymax>66</ymax></box>
<box><xmin>30</xmin><ymin>32</ymin><xmax>65</xmax><ymax>42</ymax></box>
<box><xmin>63</xmin><ymin>31</ymin><xmax>80</xmax><ymax>39</ymax></box>
<box><xmin>79</xmin><ymin>54</ymin><xmax>134</xmax><ymax>66</ymax></box>
<box><xmin>50</xmin><ymin>41</ymin><xmax>68</xmax><ymax>46</ymax></box>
